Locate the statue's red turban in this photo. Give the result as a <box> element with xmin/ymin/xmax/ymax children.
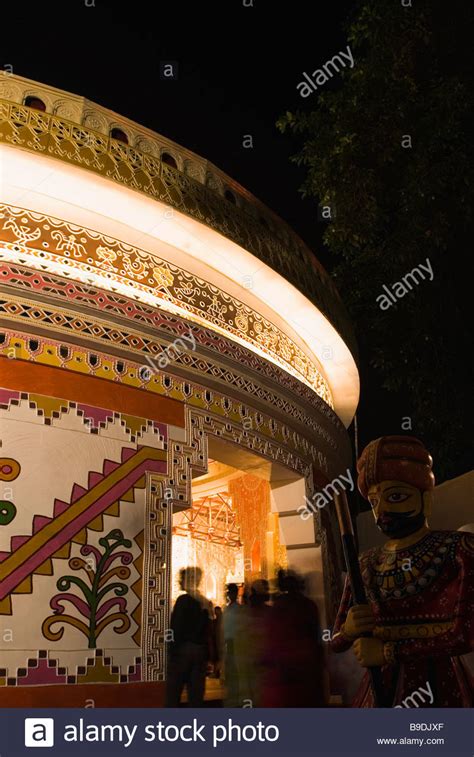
<box><xmin>357</xmin><ymin>436</ymin><xmax>435</xmax><ymax>499</ymax></box>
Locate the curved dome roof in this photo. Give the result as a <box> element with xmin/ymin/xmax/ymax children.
<box><xmin>0</xmin><ymin>75</ymin><xmax>359</xmax><ymax>426</ymax></box>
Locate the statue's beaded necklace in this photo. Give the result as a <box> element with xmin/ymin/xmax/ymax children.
<box><xmin>361</xmin><ymin>531</ymin><xmax>460</xmax><ymax>601</ymax></box>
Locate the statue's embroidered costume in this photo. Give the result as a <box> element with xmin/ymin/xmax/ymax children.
<box><xmin>331</xmin><ymin>436</ymin><xmax>474</xmax><ymax>707</ymax></box>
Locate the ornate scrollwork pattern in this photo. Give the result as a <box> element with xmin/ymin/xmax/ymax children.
<box><xmin>0</xmin><ymin>100</ymin><xmax>356</xmax><ymax>358</ymax></box>
<box><xmin>0</xmin><ymin>205</ymin><xmax>333</xmax><ymax>405</ymax></box>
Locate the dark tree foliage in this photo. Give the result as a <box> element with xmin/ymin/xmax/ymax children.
<box><xmin>278</xmin><ymin>0</ymin><xmax>474</xmax><ymax>482</ymax></box>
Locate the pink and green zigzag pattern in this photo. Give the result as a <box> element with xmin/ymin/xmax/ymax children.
<box><xmin>0</xmin><ymin>445</ymin><xmax>167</xmax><ymax>614</ymax></box>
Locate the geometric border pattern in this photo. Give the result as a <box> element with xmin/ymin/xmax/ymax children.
<box><xmin>0</xmin><ymin>649</ymin><xmax>142</xmax><ymax>687</ymax></box>
<box><xmin>0</xmin><ymin>330</ymin><xmax>334</xmax><ymax>475</ymax></box>
<box><xmin>0</xmin><ymin>294</ymin><xmax>338</xmax><ymax>447</ymax></box>
<box><xmin>0</xmin><ymin>258</ymin><xmax>341</xmax><ymax>429</ymax></box>
<box><xmin>142</xmin><ymin>475</ymin><xmax>172</xmax><ymax>682</ymax></box>
<box><xmin>0</xmin><ymin>204</ymin><xmax>332</xmax><ymax>404</ymax></box>
<box><xmin>0</xmin><ymin>387</ymin><xmax>167</xmax><ymax>442</ymax></box>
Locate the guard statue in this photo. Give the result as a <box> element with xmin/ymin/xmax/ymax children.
<box><xmin>331</xmin><ymin>436</ymin><xmax>474</xmax><ymax>706</ymax></box>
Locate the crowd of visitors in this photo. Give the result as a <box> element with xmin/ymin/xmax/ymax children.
<box><xmin>166</xmin><ymin>566</ymin><xmax>326</xmax><ymax>707</ymax></box>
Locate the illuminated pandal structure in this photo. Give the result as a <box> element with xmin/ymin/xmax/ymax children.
<box><xmin>173</xmin><ymin>493</ymin><xmax>241</xmax><ymax>548</ymax></box>
<box><xmin>171</xmin><ymin>492</ymin><xmax>244</xmax><ymax>607</ymax></box>
<box><xmin>0</xmin><ymin>75</ymin><xmax>359</xmax><ymax>705</ymax></box>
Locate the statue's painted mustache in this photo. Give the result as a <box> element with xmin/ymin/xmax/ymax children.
<box><xmin>376</xmin><ymin>509</ymin><xmax>424</xmax><ymax>536</ymax></box>
<box><xmin>378</xmin><ymin>510</ymin><xmax>416</xmax><ymax>522</ymax></box>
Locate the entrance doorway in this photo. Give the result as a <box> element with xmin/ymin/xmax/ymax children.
<box><xmin>170</xmin><ymin>435</ymin><xmax>325</xmax><ymax>616</ymax></box>
<box><xmin>171</xmin><ymin>457</ymin><xmax>288</xmax><ymax>608</ymax></box>
<box><xmin>167</xmin><ymin>435</ymin><xmax>328</xmax><ymax>704</ymax></box>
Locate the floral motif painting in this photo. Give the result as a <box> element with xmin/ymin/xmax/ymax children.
<box><xmin>42</xmin><ymin>530</ymin><xmax>133</xmax><ymax>649</ymax></box>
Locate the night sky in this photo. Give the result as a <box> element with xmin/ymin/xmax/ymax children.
<box><xmin>3</xmin><ymin>0</ymin><xmax>464</xmax><ymax>487</ymax></box>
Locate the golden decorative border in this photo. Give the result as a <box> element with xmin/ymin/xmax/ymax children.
<box><xmin>0</xmin><ymin>294</ymin><xmax>338</xmax><ymax>448</ymax></box>
<box><xmin>0</xmin><ymin>331</ymin><xmax>329</xmax><ymax>471</ymax></box>
<box><xmin>0</xmin><ymin>204</ymin><xmax>333</xmax><ymax>406</ymax></box>
<box><xmin>0</xmin><ymin>99</ymin><xmax>356</xmax><ymax>357</ymax></box>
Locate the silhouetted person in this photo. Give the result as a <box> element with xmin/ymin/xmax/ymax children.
<box><xmin>261</xmin><ymin>569</ymin><xmax>326</xmax><ymax>707</ymax></box>
<box><xmin>210</xmin><ymin>606</ymin><xmax>223</xmax><ymax>677</ymax></box>
<box><xmin>223</xmin><ymin>583</ymin><xmax>244</xmax><ymax>705</ymax></box>
<box><xmin>165</xmin><ymin>567</ymin><xmax>212</xmax><ymax>706</ymax></box>
<box><xmin>238</xmin><ymin>579</ymin><xmax>274</xmax><ymax>706</ymax></box>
